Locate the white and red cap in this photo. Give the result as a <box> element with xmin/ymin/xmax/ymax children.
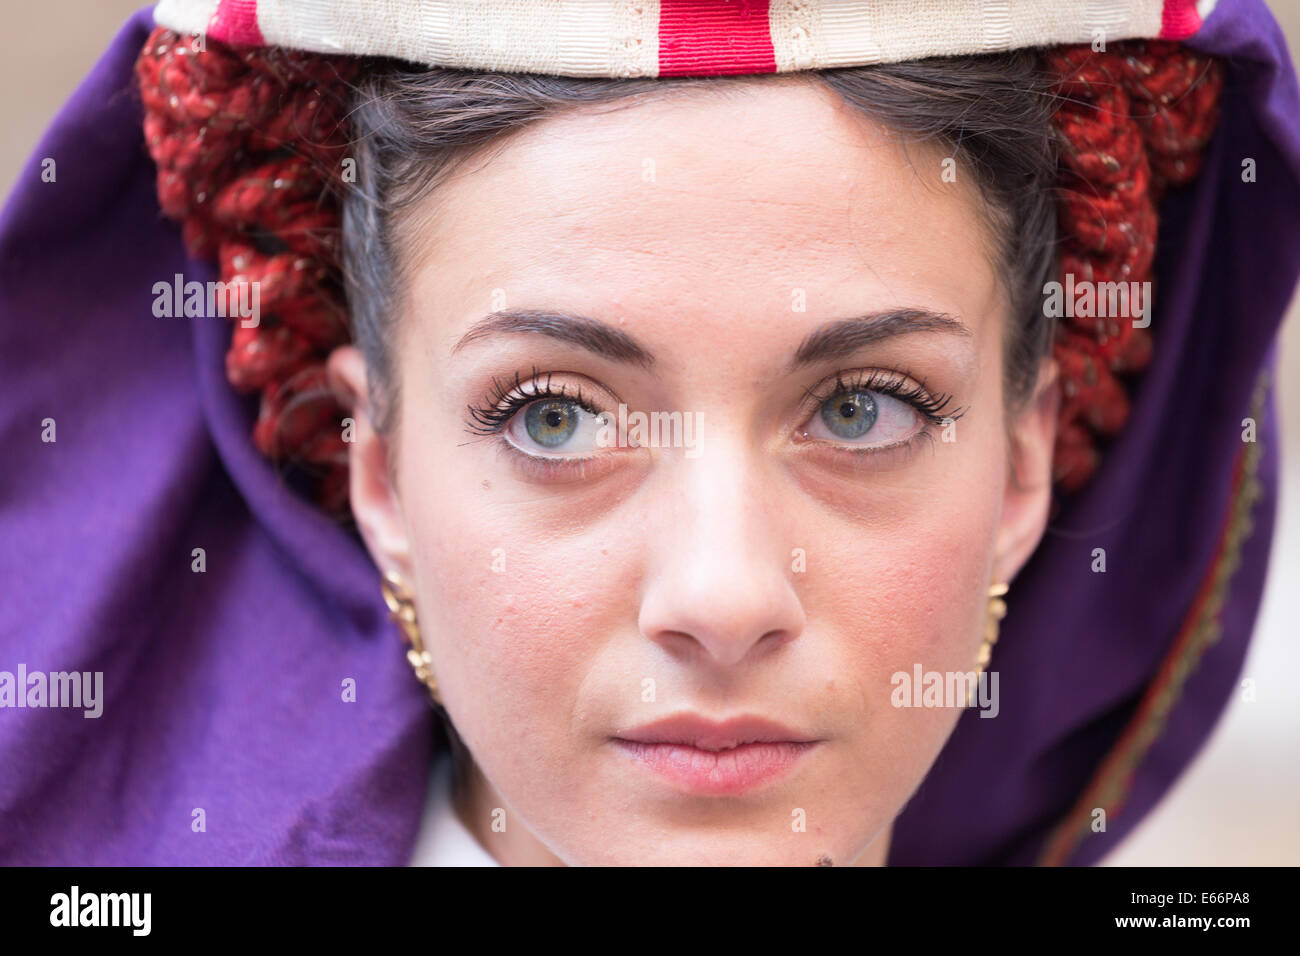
<box><xmin>154</xmin><ymin>0</ymin><xmax>1219</xmax><ymax>77</ymax></box>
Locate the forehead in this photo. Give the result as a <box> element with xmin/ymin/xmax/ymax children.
<box><xmin>407</xmin><ymin>78</ymin><xmax>1002</xmax><ymax>353</ymax></box>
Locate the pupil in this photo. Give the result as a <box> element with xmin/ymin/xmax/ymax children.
<box><xmin>820</xmin><ymin>391</ymin><xmax>877</xmax><ymax>439</ymax></box>
<box><xmin>525</xmin><ymin>399</ymin><xmax>579</xmax><ymax>448</ymax></box>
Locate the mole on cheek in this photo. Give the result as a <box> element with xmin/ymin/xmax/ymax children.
<box><xmin>815</xmin><ymin>854</ymin><xmax>834</xmax><ymax>866</ymax></box>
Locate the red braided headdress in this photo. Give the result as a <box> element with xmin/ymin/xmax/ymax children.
<box><xmin>1045</xmin><ymin>44</ymin><xmax>1222</xmax><ymax>490</ymax></box>
<box><xmin>134</xmin><ymin>30</ymin><xmax>1223</xmax><ymax>511</ymax></box>
<box><xmin>138</xmin><ymin>32</ymin><xmax>359</xmax><ymax>511</ymax></box>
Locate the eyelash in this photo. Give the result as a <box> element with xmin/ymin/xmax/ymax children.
<box><xmin>465</xmin><ymin>365</ymin><xmax>603</xmax><ymax>437</ymax></box>
<box><xmin>799</xmin><ymin>367</ymin><xmax>963</xmax><ymax>429</ymax></box>
<box><xmin>463</xmin><ymin>365</ymin><xmax>966</xmax><ymax>470</ymax></box>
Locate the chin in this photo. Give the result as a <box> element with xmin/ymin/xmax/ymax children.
<box><xmin>580</xmin><ymin>827</ymin><xmax>879</xmax><ymax>867</ymax></box>
<box><xmin>545</xmin><ymin>806</ymin><xmax>887</xmax><ymax>866</ymax></box>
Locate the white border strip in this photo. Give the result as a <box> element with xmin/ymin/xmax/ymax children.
<box><xmin>155</xmin><ymin>0</ymin><xmax>1181</xmax><ymax>76</ymax></box>
<box><xmin>153</xmin><ymin>0</ymin><xmax>220</xmax><ymax>36</ymax></box>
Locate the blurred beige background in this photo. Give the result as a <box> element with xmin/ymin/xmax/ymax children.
<box><xmin>2</xmin><ymin>2</ymin><xmax>1296</xmax><ymax>865</ymax></box>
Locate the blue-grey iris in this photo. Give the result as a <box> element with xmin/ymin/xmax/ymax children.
<box><xmin>524</xmin><ymin>399</ymin><xmax>579</xmax><ymax>448</ymax></box>
<box><xmin>820</xmin><ymin>391</ymin><xmax>877</xmax><ymax>439</ymax></box>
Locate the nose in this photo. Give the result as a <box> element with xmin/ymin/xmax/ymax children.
<box><xmin>637</xmin><ymin>435</ymin><xmax>806</xmax><ymax>669</ymax></box>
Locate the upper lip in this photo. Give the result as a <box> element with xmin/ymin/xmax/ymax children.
<box><xmin>614</xmin><ymin>713</ymin><xmax>819</xmax><ymax>751</ymax></box>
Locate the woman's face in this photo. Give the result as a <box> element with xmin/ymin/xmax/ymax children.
<box><xmin>335</xmin><ymin>78</ymin><xmax>1058</xmax><ymax>865</ymax></box>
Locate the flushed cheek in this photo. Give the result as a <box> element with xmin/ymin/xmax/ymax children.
<box><xmin>809</xmin><ymin>527</ymin><xmax>993</xmax><ymax>816</ymax></box>
<box><xmin>407</xmin><ymin>504</ymin><xmax>629</xmax><ymax>747</ymax></box>
<box><xmin>811</xmin><ymin>490</ymin><xmax>996</xmax><ymax>665</ymax></box>
<box><xmin>835</xmin><ymin>499</ymin><xmax>997</xmax><ymax>809</ymax></box>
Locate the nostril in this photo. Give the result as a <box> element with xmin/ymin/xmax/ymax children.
<box><xmin>756</xmin><ymin>627</ymin><xmax>797</xmax><ymax>653</ymax></box>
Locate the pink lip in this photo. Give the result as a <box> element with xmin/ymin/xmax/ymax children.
<box><xmin>613</xmin><ymin>714</ymin><xmax>821</xmax><ymax>796</ymax></box>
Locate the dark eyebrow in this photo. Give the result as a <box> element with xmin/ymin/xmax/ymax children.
<box><xmin>451</xmin><ymin>307</ymin><xmax>969</xmax><ymax>371</ymax></box>
<box><xmin>452</xmin><ymin>309</ymin><xmax>656</xmax><ymax>369</ymax></box>
<box><xmin>786</xmin><ymin>309</ymin><xmax>971</xmax><ymax>373</ymax></box>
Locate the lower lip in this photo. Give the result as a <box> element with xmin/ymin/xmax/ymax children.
<box><xmin>613</xmin><ymin>739</ymin><xmax>817</xmax><ymax>796</ymax></box>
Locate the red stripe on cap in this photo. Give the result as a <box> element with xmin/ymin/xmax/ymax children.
<box><xmin>208</xmin><ymin>0</ymin><xmax>264</xmax><ymax>46</ymax></box>
<box><xmin>1159</xmin><ymin>0</ymin><xmax>1203</xmax><ymax>39</ymax></box>
<box><xmin>659</xmin><ymin>0</ymin><xmax>776</xmax><ymax>76</ymax></box>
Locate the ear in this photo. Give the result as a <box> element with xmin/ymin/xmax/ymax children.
<box><xmin>326</xmin><ymin>345</ymin><xmax>413</xmax><ymax>577</ymax></box>
<box><xmin>992</xmin><ymin>358</ymin><xmax>1060</xmax><ymax>586</ymax></box>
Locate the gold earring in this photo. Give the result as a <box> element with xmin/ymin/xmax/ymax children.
<box><xmin>380</xmin><ymin>570</ymin><xmax>443</xmax><ymax>706</ymax></box>
<box><xmin>975</xmin><ymin>581</ymin><xmax>1009</xmax><ymax>678</ymax></box>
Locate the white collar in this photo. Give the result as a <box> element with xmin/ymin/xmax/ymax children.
<box><xmin>408</xmin><ymin>749</ymin><xmax>500</xmax><ymax>867</ymax></box>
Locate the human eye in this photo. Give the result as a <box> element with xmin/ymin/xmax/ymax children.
<box><xmin>795</xmin><ymin>368</ymin><xmax>963</xmax><ymax>457</ymax></box>
<box><xmin>464</xmin><ymin>366</ymin><xmax>628</xmax><ymax>480</ymax></box>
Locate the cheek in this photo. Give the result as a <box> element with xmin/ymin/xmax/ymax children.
<box><xmin>804</xmin><ymin>477</ymin><xmax>1000</xmax><ymax>713</ymax></box>
<box><xmin>798</xmin><ymin>441</ymin><xmax>1005</xmax><ymax>806</ymax></box>
<box><xmin>867</xmin><ymin>496</ymin><xmax>999</xmax><ymax>665</ymax></box>
<box><xmin>396</xmin><ymin>433</ymin><xmax>623</xmax><ymax>754</ymax></box>
<box><xmin>803</xmin><ymin>427</ymin><xmax>1007</xmax><ymax>676</ymax></box>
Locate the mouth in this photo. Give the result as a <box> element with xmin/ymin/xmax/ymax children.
<box><xmin>612</xmin><ymin>713</ymin><xmax>822</xmax><ymax>796</ymax></box>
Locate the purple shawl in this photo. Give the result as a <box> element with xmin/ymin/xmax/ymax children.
<box><xmin>1</xmin><ymin>0</ymin><xmax>1297</xmax><ymax>865</ymax></box>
